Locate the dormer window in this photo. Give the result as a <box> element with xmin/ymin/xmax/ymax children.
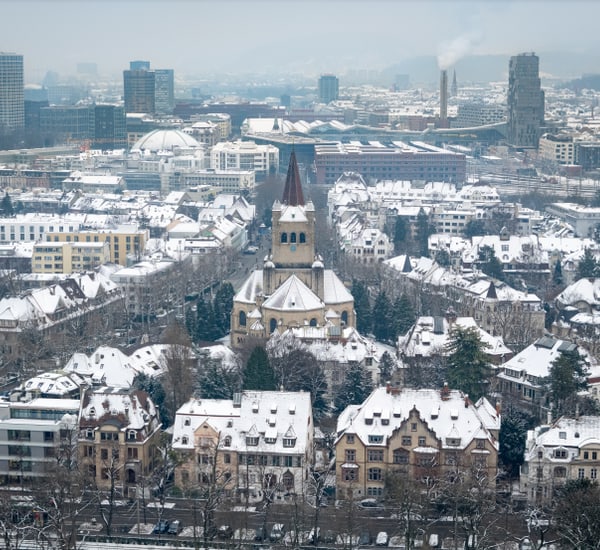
<box><xmin>246</xmin><ymin>436</ymin><xmax>259</xmax><ymax>446</ymax></box>
<box><xmin>283</xmin><ymin>437</ymin><xmax>296</xmax><ymax>448</ymax></box>
<box><xmin>368</xmin><ymin>435</ymin><xmax>383</xmax><ymax>444</ymax></box>
<box><xmin>182</xmin><ymin>436</ymin><xmax>189</xmax><ymax>445</ymax></box>
<box><xmin>89</xmin><ymin>407</ymin><xmax>96</xmax><ymax>417</ymax></box>
<box><xmin>128</xmin><ymin>430</ymin><xmax>136</xmax><ymax>441</ymax></box>
<box><xmin>184</xmin><ymin>417</ymin><xmax>191</xmax><ymax>426</ymax></box>
<box><xmin>265</xmin><ymin>437</ymin><xmax>277</xmax><ymax>444</ymax></box>
<box><xmin>223</xmin><ymin>436</ymin><xmax>232</xmax><ymax>447</ymax></box>
<box><xmin>446</xmin><ymin>437</ymin><xmax>461</xmax><ymax>447</ymax></box>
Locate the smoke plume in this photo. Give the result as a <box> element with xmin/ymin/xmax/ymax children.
<box><xmin>437</xmin><ymin>31</ymin><xmax>483</xmax><ymax>70</ymax></box>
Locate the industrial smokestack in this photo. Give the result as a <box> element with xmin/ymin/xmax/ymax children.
<box><xmin>440</xmin><ymin>69</ymin><xmax>448</xmax><ymax>125</ymax></box>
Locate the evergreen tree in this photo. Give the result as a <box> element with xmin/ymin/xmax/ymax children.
<box><xmin>243</xmin><ymin>346</ymin><xmax>276</xmax><ymax>391</ymax></box>
<box><xmin>552</xmin><ymin>259</ymin><xmax>564</xmax><ymax>286</ymax></box>
<box><xmin>445</xmin><ymin>326</ymin><xmax>492</xmax><ymax>401</ymax></box>
<box><xmin>393</xmin><ymin>294</ymin><xmax>415</xmax><ymax>338</ymax></box>
<box><xmin>546</xmin><ymin>347</ymin><xmax>589</xmax><ymax>416</ymax></box>
<box><xmin>195</xmin><ymin>294</ymin><xmax>219</xmax><ymax>342</ymax></box>
<box><xmin>372</xmin><ymin>290</ymin><xmax>393</xmax><ymax>342</ymax></box>
<box><xmin>352</xmin><ymin>279</ymin><xmax>372</xmax><ymax>334</ymax></box>
<box><xmin>434</xmin><ymin>248</ymin><xmax>451</xmax><ymax>267</ymax></box>
<box><xmin>463</xmin><ymin>219</ymin><xmax>486</xmax><ymax>238</ymax></box>
<box><xmin>197</xmin><ymin>355</ymin><xmax>241</xmax><ymax>399</ymax></box>
<box><xmin>379</xmin><ymin>351</ymin><xmax>396</xmax><ymax>383</ymax></box>
<box><xmin>334</xmin><ymin>362</ymin><xmax>373</xmax><ymax>413</ymax></box>
<box><xmin>576</xmin><ymin>247</ymin><xmax>599</xmax><ymax>279</ymax></box>
<box><xmin>1</xmin><ymin>193</ymin><xmax>14</xmax><ymax>217</ymax></box>
<box><xmin>132</xmin><ymin>373</ymin><xmax>166</xmax><ymax>422</ymax></box>
<box><xmin>478</xmin><ymin>245</ymin><xmax>504</xmax><ymax>280</ymax></box>
<box><xmin>415</xmin><ymin>207</ymin><xmax>431</xmax><ymax>257</ymax></box>
<box><xmin>213</xmin><ymin>282</ymin><xmax>234</xmax><ymax>336</ymax></box>
<box><xmin>393</xmin><ymin>216</ymin><xmax>408</xmax><ymax>254</ymax></box>
<box><xmin>499</xmin><ymin>406</ymin><xmax>534</xmax><ymax>477</ymax></box>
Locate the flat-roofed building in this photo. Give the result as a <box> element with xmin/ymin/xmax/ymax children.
<box><xmin>32</xmin><ymin>241</ymin><xmax>110</xmax><ymax>274</ymax></box>
<box><xmin>314</xmin><ymin>141</ymin><xmax>466</xmax><ymax>185</ymax></box>
<box><xmin>45</xmin><ymin>226</ymin><xmax>148</xmax><ymax>266</ymax></box>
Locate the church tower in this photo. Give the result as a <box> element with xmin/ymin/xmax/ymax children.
<box><xmin>230</xmin><ymin>151</ymin><xmax>355</xmax><ymax>349</ymax></box>
<box><xmin>271</xmin><ymin>151</ymin><xmax>316</xmax><ymax>269</ymax></box>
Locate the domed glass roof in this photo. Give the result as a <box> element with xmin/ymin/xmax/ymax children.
<box><xmin>132</xmin><ymin>129</ymin><xmax>201</xmax><ymax>152</ymax></box>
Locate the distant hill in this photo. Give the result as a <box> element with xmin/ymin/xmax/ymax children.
<box><xmin>378</xmin><ymin>51</ymin><xmax>600</xmax><ymax>87</ymax></box>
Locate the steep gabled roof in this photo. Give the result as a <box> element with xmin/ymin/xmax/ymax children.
<box><xmin>263</xmin><ymin>274</ymin><xmax>323</xmax><ymax>312</ymax></box>
<box><xmin>281</xmin><ymin>151</ymin><xmax>304</xmax><ymax>206</ymax></box>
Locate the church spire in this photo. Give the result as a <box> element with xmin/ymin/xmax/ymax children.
<box><xmin>281</xmin><ymin>150</ymin><xmax>304</xmax><ymax>206</ymax></box>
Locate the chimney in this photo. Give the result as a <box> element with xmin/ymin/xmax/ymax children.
<box><xmin>495</xmin><ymin>401</ymin><xmax>501</xmax><ymax>417</ymax></box>
<box><xmin>386</xmin><ymin>382</ymin><xmax>391</xmax><ymax>394</ymax></box>
<box><xmin>440</xmin><ymin>70</ymin><xmax>448</xmax><ymax>126</ymax></box>
<box><xmin>464</xmin><ymin>394</ymin><xmax>469</xmax><ymax>408</ymax></box>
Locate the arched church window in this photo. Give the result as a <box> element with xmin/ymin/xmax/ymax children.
<box><xmin>290</xmin><ymin>232</ymin><xmax>297</xmax><ymax>243</ymax></box>
<box><xmin>341</xmin><ymin>311</ymin><xmax>348</xmax><ymax>326</ymax></box>
<box><xmin>281</xmin><ymin>232</ymin><xmax>288</xmax><ymax>243</ymax></box>
<box><xmin>239</xmin><ymin>311</ymin><xmax>246</xmax><ymax>327</ymax></box>
<box><xmin>299</xmin><ymin>233</ymin><xmax>306</xmax><ymax>243</ymax></box>
<box><xmin>310</xmin><ymin>318</ymin><xmax>317</xmax><ymax>327</ymax></box>
<box><xmin>269</xmin><ymin>318</ymin><xmax>277</xmax><ymax>333</ymax></box>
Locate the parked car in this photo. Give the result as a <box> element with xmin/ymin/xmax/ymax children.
<box><xmin>254</xmin><ymin>526</ymin><xmax>267</xmax><ymax>541</ymax></box>
<box><xmin>270</xmin><ymin>523</ymin><xmax>285</xmax><ymax>542</ymax></box>
<box><xmin>358</xmin><ymin>498</ymin><xmax>384</xmax><ymax>511</ymax></box>
<box><xmin>152</xmin><ymin>520</ymin><xmax>170</xmax><ymax>534</ymax></box>
<box><xmin>218</xmin><ymin>525</ymin><xmax>234</xmax><ymax>539</ymax></box>
<box><xmin>358</xmin><ymin>531</ymin><xmax>371</xmax><ymax>546</ymax></box>
<box><xmin>167</xmin><ymin>520</ymin><xmax>182</xmax><ymax>535</ymax></box>
<box><xmin>322</xmin><ymin>530</ymin><xmax>337</xmax><ymax>544</ymax></box>
<box><xmin>308</xmin><ymin>527</ymin><xmax>321</xmax><ymax>545</ymax></box>
<box><xmin>375</xmin><ymin>531</ymin><xmax>389</xmax><ymax>546</ymax></box>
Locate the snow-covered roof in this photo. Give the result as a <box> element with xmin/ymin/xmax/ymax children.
<box><xmin>401</xmin><ymin>316</ymin><xmax>511</xmax><ymax>358</ymax></box>
<box><xmin>172</xmin><ymin>390</ymin><xmax>312</xmax><ymax>454</ymax></box>
<box><xmin>263</xmin><ymin>275</ymin><xmax>323</xmax><ymax>312</ymax></box>
<box><xmin>336</xmin><ymin>387</ymin><xmax>499</xmax><ymax>451</ymax></box>
<box><xmin>556</xmin><ymin>277</ymin><xmax>600</xmax><ymax>309</ymax></box>
<box><xmin>525</xmin><ymin>416</ymin><xmax>600</xmax><ymax>462</ymax></box>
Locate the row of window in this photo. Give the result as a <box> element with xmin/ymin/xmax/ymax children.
<box><xmin>239</xmin><ymin>454</ymin><xmax>301</xmax><ymax>468</ymax></box>
<box><xmin>280</xmin><ymin>232</ymin><xmax>306</xmax><ymax>244</ymax></box>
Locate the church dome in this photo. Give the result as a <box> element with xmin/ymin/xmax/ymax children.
<box><xmin>132</xmin><ymin>129</ymin><xmax>201</xmax><ymax>152</ymax></box>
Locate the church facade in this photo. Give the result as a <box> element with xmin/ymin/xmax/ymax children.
<box><xmin>231</xmin><ymin>152</ymin><xmax>355</xmax><ymax>349</ymax></box>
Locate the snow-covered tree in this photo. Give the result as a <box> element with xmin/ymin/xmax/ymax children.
<box><xmin>334</xmin><ymin>362</ymin><xmax>373</xmax><ymax>413</ymax></box>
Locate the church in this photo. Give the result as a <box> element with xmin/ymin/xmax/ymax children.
<box><xmin>230</xmin><ymin>152</ymin><xmax>355</xmax><ymax>349</ymax></box>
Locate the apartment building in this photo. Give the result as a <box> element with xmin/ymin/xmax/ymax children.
<box><xmin>32</xmin><ymin>241</ymin><xmax>110</xmax><ymax>274</ymax></box>
<box><xmin>172</xmin><ymin>391</ymin><xmax>313</xmax><ymax>503</ymax></box>
<box><xmin>45</xmin><ymin>226</ymin><xmax>148</xmax><ymax>266</ymax></box>
<box><xmin>78</xmin><ymin>387</ymin><xmax>161</xmax><ymax>496</ymax></box>
<box><xmin>335</xmin><ymin>386</ymin><xmax>500</xmax><ymax>500</ymax></box>
<box><xmin>210</xmin><ymin>140</ymin><xmax>279</xmax><ymax>178</ymax></box>
<box><xmin>521</xmin><ymin>416</ymin><xmax>600</xmax><ymax>504</ymax></box>
<box><xmin>0</xmin><ymin>394</ymin><xmax>81</xmax><ymax>484</ymax></box>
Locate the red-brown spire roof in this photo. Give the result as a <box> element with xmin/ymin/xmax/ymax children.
<box><xmin>281</xmin><ymin>150</ymin><xmax>304</xmax><ymax>206</ymax></box>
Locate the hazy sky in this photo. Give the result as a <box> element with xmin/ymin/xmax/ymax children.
<box><xmin>3</xmin><ymin>0</ymin><xmax>600</xmax><ymax>81</ymax></box>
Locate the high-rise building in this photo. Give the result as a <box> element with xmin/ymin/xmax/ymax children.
<box><xmin>129</xmin><ymin>60</ymin><xmax>150</xmax><ymax>71</ymax></box>
<box><xmin>123</xmin><ymin>67</ymin><xmax>155</xmax><ymax>114</ymax></box>
<box><xmin>0</xmin><ymin>52</ymin><xmax>24</xmax><ymax>130</ymax></box>
<box><xmin>93</xmin><ymin>104</ymin><xmax>126</xmax><ymax>149</ymax></box>
<box><xmin>123</xmin><ymin>62</ymin><xmax>174</xmax><ymax>115</ymax></box>
<box><xmin>507</xmin><ymin>53</ymin><xmax>544</xmax><ymax>148</ymax></box>
<box><xmin>318</xmin><ymin>74</ymin><xmax>339</xmax><ymax>104</ymax></box>
<box><xmin>154</xmin><ymin>69</ymin><xmax>174</xmax><ymax>114</ymax></box>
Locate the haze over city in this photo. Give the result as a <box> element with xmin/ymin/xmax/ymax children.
<box><xmin>4</xmin><ymin>0</ymin><xmax>600</xmax><ymax>81</ymax></box>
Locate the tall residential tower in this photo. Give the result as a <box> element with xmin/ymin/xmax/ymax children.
<box><xmin>318</xmin><ymin>74</ymin><xmax>339</xmax><ymax>104</ymax></box>
<box><xmin>507</xmin><ymin>53</ymin><xmax>544</xmax><ymax>148</ymax></box>
<box><xmin>0</xmin><ymin>52</ymin><xmax>24</xmax><ymax>130</ymax></box>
